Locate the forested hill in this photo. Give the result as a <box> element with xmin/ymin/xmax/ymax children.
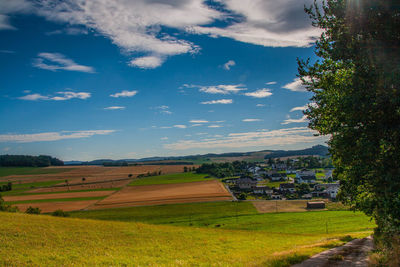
<box><xmin>0</xmin><ymin>155</ymin><xmax>64</xmax><ymax>167</ymax></box>
<box><xmin>264</xmin><ymin>145</ymin><xmax>329</xmax><ymax>159</ymax></box>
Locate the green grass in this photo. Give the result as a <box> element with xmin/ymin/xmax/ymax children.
<box><xmin>0</xmin><ymin>167</ymin><xmax>73</xmax><ymax>177</ymax></box>
<box><xmin>0</xmin><ymin>181</ymin><xmax>63</xmax><ymax>196</ymax></box>
<box><xmin>0</xmin><ymin>211</ymin><xmax>373</xmax><ymax>266</ymax></box>
<box><xmin>5</xmin><ymin>196</ymin><xmax>106</xmax><ymax>205</ymax></box>
<box><xmin>128</xmin><ymin>172</ymin><xmax>213</xmax><ymax>186</ymax></box>
<box><xmin>71</xmin><ymin>201</ymin><xmax>375</xmax><ymax>234</ymax></box>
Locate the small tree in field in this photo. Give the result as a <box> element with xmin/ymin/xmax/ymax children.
<box><xmin>183</xmin><ymin>166</ymin><xmax>188</xmax><ymax>172</ymax></box>
<box><xmin>25</xmin><ymin>206</ymin><xmax>41</xmax><ymax>214</ymax></box>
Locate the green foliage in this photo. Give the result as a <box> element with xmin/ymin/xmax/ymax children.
<box><xmin>298</xmin><ymin>0</ymin><xmax>400</xmax><ymax>245</ymax></box>
<box><xmin>237</xmin><ymin>193</ymin><xmax>247</xmax><ymax>200</ymax></box>
<box><xmin>51</xmin><ymin>209</ymin><xmax>70</xmax><ymax>217</ymax></box>
<box><xmin>0</xmin><ymin>195</ymin><xmax>18</xmax><ymax>212</ymax></box>
<box><xmin>0</xmin><ymin>155</ymin><xmax>63</xmax><ymax>167</ymax></box>
<box><xmin>0</xmin><ymin>182</ymin><xmax>12</xmax><ymax>192</ymax></box>
<box><xmin>196</xmin><ymin>161</ymin><xmax>248</xmax><ymax>178</ymax></box>
<box><xmin>25</xmin><ymin>206</ymin><xmax>41</xmax><ymax>214</ymax></box>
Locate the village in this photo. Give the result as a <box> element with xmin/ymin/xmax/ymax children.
<box><xmin>223</xmin><ymin>161</ymin><xmax>339</xmax><ymax>201</ymax></box>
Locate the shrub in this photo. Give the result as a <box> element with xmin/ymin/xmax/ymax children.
<box><xmin>0</xmin><ymin>194</ymin><xmax>19</xmax><ymax>212</ymax></box>
<box><xmin>52</xmin><ymin>209</ymin><xmax>70</xmax><ymax>217</ymax></box>
<box><xmin>25</xmin><ymin>206</ymin><xmax>41</xmax><ymax>214</ymax></box>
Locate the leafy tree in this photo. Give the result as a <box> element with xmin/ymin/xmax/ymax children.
<box><xmin>25</xmin><ymin>206</ymin><xmax>41</xmax><ymax>214</ymax></box>
<box><xmin>298</xmin><ymin>0</ymin><xmax>400</xmax><ymax>248</ymax></box>
<box><xmin>52</xmin><ymin>209</ymin><xmax>70</xmax><ymax>217</ymax></box>
<box><xmin>183</xmin><ymin>166</ymin><xmax>188</xmax><ymax>172</ymax></box>
<box><xmin>0</xmin><ymin>194</ymin><xmax>19</xmax><ymax>212</ymax></box>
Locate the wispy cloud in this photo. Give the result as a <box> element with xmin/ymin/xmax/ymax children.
<box><xmin>164</xmin><ymin>127</ymin><xmax>327</xmax><ymax>150</ymax></box>
<box><xmin>266</xmin><ymin>81</ymin><xmax>277</xmax><ymax>85</ymax></box>
<box><xmin>153</xmin><ymin>105</ymin><xmax>172</xmax><ymax>115</ymax></box>
<box><xmin>256</xmin><ymin>104</ymin><xmax>265</xmax><ymax>107</ymax></box>
<box><xmin>244</xmin><ymin>88</ymin><xmax>272</xmax><ymax>98</ymax></box>
<box><xmin>208</xmin><ymin>125</ymin><xmax>223</xmax><ymax>128</ymax></box>
<box><xmin>129</xmin><ymin>56</ymin><xmax>164</xmax><ymax>69</ymax></box>
<box><xmin>110</xmin><ymin>90</ymin><xmax>138</xmax><ymax>98</ymax></box>
<box><xmin>242</xmin><ymin>119</ymin><xmax>262</xmax><ymax>122</ymax></box>
<box><xmin>0</xmin><ymin>130</ymin><xmax>116</xmax><ymax>143</ymax></box>
<box><xmin>201</xmin><ymin>99</ymin><xmax>233</xmax><ymax>105</ymax></box>
<box><xmin>104</xmin><ymin>106</ymin><xmax>125</xmax><ymax>110</ymax></box>
<box><xmin>281</xmin><ymin>115</ymin><xmax>308</xmax><ymax>125</ymax></box>
<box><xmin>46</xmin><ymin>27</ymin><xmax>88</xmax><ymax>36</ymax></box>
<box><xmin>0</xmin><ymin>49</ymin><xmax>15</xmax><ymax>54</ymax></box>
<box><xmin>33</xmin><ymin>53</ymin><xmax>95</xmax><ymax>73</ymax></box>
<box><xmin>184</xmin><ymin>84</ymin><xmax>246</xmax><ymax>94</ymax></box>
<box><xmin>19</xmin><ymin>91</ymin><xmax>91</xmax><ymax>101</ymax></box>
<box><xmin>223</xmin><ymin>60</ymin><xmax>236</xmax><ymax>70</ymax></box>
<box><xmin>0</xmin><ymin>0</ymin><xmax>32</xmax><ymax>30</ymax></box>
<box><xmin>282</xmin><ymin>78</ymin><xmax>307</xmax><ymax>92</ymax></box>
<box><xmin>189</xmin><ymin>120</ymin><xmax>209</xmax><ymax>123</ymax></box>
<box><xmin>290</xmin><ymin>105</ymin><xmax>308</xmax><ymax>112</ymax></box>
<box><xmin>173</xmin><ymin>125</ymin><xmax>187</xmax><ymax>129</ymax></box>
<box><xmin>160</xmin><ymin>137</ymin><xmax>168</xmax><ymax>140</ymax></box>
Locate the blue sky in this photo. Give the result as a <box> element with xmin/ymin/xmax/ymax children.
<box><xmin>0</xmin><ymin>0</ymin><xmax>327</xmax><ymax>161</ymax></box>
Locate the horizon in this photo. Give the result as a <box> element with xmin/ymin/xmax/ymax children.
<box><xmin>0</xmin><ymin>0</ymin><xmax>328</xmax><ymax>161</ymax></box>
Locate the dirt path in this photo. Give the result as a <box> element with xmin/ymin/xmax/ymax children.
<box><xmin>292</xmin><ymin>236</ymin><xmax>373</xmax><ymax>267</ymax></box>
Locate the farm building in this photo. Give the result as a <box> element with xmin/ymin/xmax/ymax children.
<box><xmin>307</xmin><ymin>201</ymin><xmax>326</xmax><ymax>209</ymax></box>
<box><xmin>279</xmin><ymin>183</ymin><xmax>296</xmax><ymax>193</ymax></box>
<box><xmin>235</xmin><ymin>177</ymin><xmax>257</xmax><ymax>189</ymax></box>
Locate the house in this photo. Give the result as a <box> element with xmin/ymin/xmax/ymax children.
<box><xmin>296</xmin><ymin>169</ymin><xmax>316</xmax><ymax>183</ymax></box>
<box><xmin>253</xmin><ymin>186</ymin><xmax>273</xmax><ymax>195</ymax></box>
<box><xmin>271</xmin><ymin>194</ymin><xmax>282</xmax><ymax>200</ymax></box>
<box><xmin>235</xmin><ymin>177</ymin><xmax>257</xmax><ymax>189</ymax></box>
<box><xmin>279</xmin><ymin>183</ymin><xmax>296</xmax><ymax>193</ymax></box>
<box><xmin>311</xmin><ymin>191</ymin><xmax>329</xmax><ymax>198</ymax></box>
<box><xmin>272</xmin><ymin>163</ymin><xmax>287</xmax><ymax>170</ymax></box>
<box><xmin>302</xmin><ymin>193</ymin><xmax>312</xmax><ymax>199</ymax></box>
<box><xmin>268</xmin><ymin>172</ymin><xmax>287</xmax><ymax>181</ymax></box>
<box><xmin>314</xmin><ymin>183</ymin><xmax>340</xmax><ymax>199</ymax></box>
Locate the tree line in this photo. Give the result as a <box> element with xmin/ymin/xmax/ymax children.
<box><xmin>0</xmin><ymin>155</ymin><xmax>64</xmax><ymax>167</ymax></box>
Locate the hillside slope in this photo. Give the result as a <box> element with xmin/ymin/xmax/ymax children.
<box><xmin>0</xmin><ymin>211</ymin><xmax>372</xmax><ymax>266</ymax></box>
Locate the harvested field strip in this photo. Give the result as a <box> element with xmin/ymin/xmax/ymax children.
<box><xmin>3</xmin><ymin>190</ymin><xmax>114</xmax><ymax>202</ymax></box>
<box><xmin>9</xmin><ymin>187</ymin><xmax>119</xmax><ymax>196</ymax></box>
<box><xmin>13</xmin><ymin>200</ymin><xmax>100</xmax><ymax>213</ymax></box>
<box><xmin>6</xmin><ymin>196</ymin><xmax>106</xmax><ymax>204</ymax></box>
<box><xmin>0</xmin><ymin>167</ymin><xmax>75</xmax><ymax>177</ymax></box>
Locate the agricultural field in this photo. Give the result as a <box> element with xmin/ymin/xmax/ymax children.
<box><xmin>0</xmin><ymin>165</ymin><xmax>206</xmax><ymax>213</ymax></box>
<box><xmin>91</xmin><ymin>180</ymin><xmax>232</xmax><ymax>209</ymax></box>
<box><xmin>128</xmin><ymin>172</ymin><xmax>212</xmax><ymax>186</ymax></box>
<box><xmin>0</xmin><ymin>167</ymin><xmax>74</xmax><ymax>177</ymax></box>
<box><xmin>0</xmin><ymin>206</ymin><xmax>374</xmax><ymax>266</ymax></box>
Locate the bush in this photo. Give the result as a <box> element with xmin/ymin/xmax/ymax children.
<box><xmin>0</xmin><ymin>195</ymin><xmax>19</xmax><ymax>212</ymax></box>
<box><xmin>52</xmin><ymin>209</ymin><xmax>70</xmax><ymax>217</ymax></box>
<box><xmin>25</xmin><ymin>206</ymin><xmax>41</xmax><ymax>214</ymax></box>
<box><xmin>237</xmin><ymin>193</ymin><xmax>247</xmax><ymax>200</ymax></box>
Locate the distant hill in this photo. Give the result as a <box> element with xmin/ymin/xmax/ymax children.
<box><xmin>264</xmin><ymin>145</ymin><xmax>329</xmax><ymax>159</ymax></box>
<box><xmin>64</xmin><ymin>145</ymin><xmax>329</xmax><ymax>165</ymax></box>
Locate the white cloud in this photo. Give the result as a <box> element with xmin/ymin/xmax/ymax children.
<box><xmin>104</xmin><ymin>106</ymin><xmax>125</xmax><ymax>110</ymax></box>
<box><xmin>186</xmin><ymin>84</ymin><xmax>245</xmax><ymax>94</ymax></box>
<box><xmin>242</xmin><ymin>119</ymin><xmax>262</xmax><ymax>122</ymax></box>
<box><xmin>281</xmin><ymin>115</ymin><xmax>308</xmax><ymax>125</ymax></box>
<box><xmin>156</xmin><ymin>105</ymin><xmax>169</xmax><ymax>110</ymax></box>
<box><xmin>33</xmin><ymin>52</ymin><xmax>95</xmax><ymax>73</ymax></box>
<box><xmin>19</xmin><ymin>91</ymin><xmax>91</xmax><ymax>101</ymax></box>
<box><xmin>129</xmin><ymin>56</ymin><xmax>164</xmax><ymax>69</ymax></box>
<box><xmin>208</xmin><ymin>125</ymin><xmax>223</xmax><ymax>128</ymax></box>
<box><xmin>201</xmin><ymin>99</ymin><xmax>233</xmax><ymax>105</ymax></box>
<box><xmin>223</xmin><ymin>60</ymin><xmax>236</xmax><ymax>70</ymax></box>
<box><xmin>0</xmin><ymin>0</ymin><xmax>32</xmax><ymax>30</ymax></box>
<box><xmin>189</xmin><ymin>120</ymin><xmax>209</xmax><ymax>123</ymax></box>
<box><xmin>187</xmin><ymin>0</ymin><xmax>321</xmax><ymax>48</ymax></box>
<box><xmin>191</xmin><ymin>124</ymin><xmax>203</xmax><ymax>127</ymax></box>
<box><xmin>46</xmin><ymin>27</ymin><xmax>88</xmax><ymax>36</ymax></box>
<box><xmin>164</xmin><ymin>127</ymin><xmax>327</xmax><ymax>150</ymax></box>
<box><xmin>153</xmin><ymin>105</ymin><xmax>172</xmax><ymax>114</ymax></box>
<box><xmin>244</xmin><ymin>88</ymin><xmax>272</xmax><ymax>98</ymax></box>
<box><xmin>290</xmin><ymin>105</ymin><xmax>308</xmax><ymax>112</ymax></box>
<box><xmin>282</xmin><ymin>78</ymin><xmax>307</xmax><ymax>92</ymax></box>
<box><xmin>0</xmin><ymin>130</ymin><xmax>115</xmax><ymax>143</ymax></box>
<box><xmin>160</xmin><ymin>137</ymin><xmax>168</xmax><ymax>140</ymax></box>
<box><xmin>110</xmin><ymin>90</ymin><xmax>138</xmax><ymax>98</ymax></box>
<box><xmin>161</xmin><ymin>110</ymin><xmax>172</xmax><ymax>115</ymax></box>
<box><xmin>256</xmin><ymin>104</ymin><xmax>265</xmax><ymax>107</ymax></box>
<box><xmin>173</xmin><ymin>125</ymin><xmax>187</xmax><ymax>129</ymax></box>
<box><xmin>266</xmin><ymin>81</ymin><xmax>277</xmax><ymax>85</ymax></box>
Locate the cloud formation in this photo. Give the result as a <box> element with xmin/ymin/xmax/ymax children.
<box><xmin>190</xmin><ymin>120</ymin><xmax>209</xmax><ymax>123</ymax></box>
<box><xmin>201</xmin><ymin>99</ymin><xmax>233</xmax><ymax>104</ymax></box>
<box><xmin>242</xmin><ymin>119</ymin><xmax>262</xmax><ymax>122</ymax></box>
<box><xmin>19</xmin><ymin>91</ymin><xmax>91</xmax><ymax>101</ymax></box>
<box><xmin>0</xmin><ymin>130</ymin><xmax>115</xmax><ymax>143</ymax></box>
<box><xmin>185</xmin><ymin>84</ymin><xmax>246</xmax><ymax>94</ymax></box>
<box><xmin>282</xmin><ymin>78</ymin><xmax>307</xmax><ymax>92</ymax></box>
<box><xmin>290</xmin><ymin>105</ymin><xmax>308</xmax><ymax>112</ymax></box>
<box><xmin>104</xmin><ymin>106</ymin><xmax>125</xmax><ymax>110</ymax></box>
<box><xmin>164</xmin><ymin>127</ymin><xmax>327</xmax><ymax>150</ymax></box>
<box><xmin>244</xmin><ymin>88</ymin><xmax>272</xmax><ymax>98</ymax></box>
<box><xmin>281</xmin><ymin>115</ymin><xmax>308</xmax><ymax>124</ymax></box>
<box><xmin>33</xmin><ymin>53</ymin><xmax>95</xmax><ymax>73</ymax></box>
<box><xmin>223</xmin><ymin>60</ymin><xmax>236</xmax><ymax>70</ymax></box>
<box><xmin>110</xmin><ymin>90</ymin><xmax>138</xmax><ymax>98</ymax></box>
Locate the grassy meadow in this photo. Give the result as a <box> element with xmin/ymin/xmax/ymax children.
<box><xmin>128</xmin><ymin>172</ymin><xmax>213</xmax><ymax>186</ymax></box>
<box><xmin>0</xmin><ymin>211</ymin><xmax>373</xmax><ymax>266</ymax></box>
